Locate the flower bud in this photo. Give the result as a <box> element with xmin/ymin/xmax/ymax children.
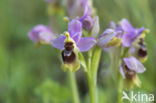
<box><xmin>82</xmin><ymin>16</ymin><xmax>94</xmax><ymax>31</ymax></box>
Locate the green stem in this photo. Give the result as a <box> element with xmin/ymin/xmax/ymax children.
<box><xmin>87</xmin><ymin>50</ymin><xmax>92</xmax><ymax>71</ymax></box>
<box><xmin>86</xmin><ymin>47</ymin><xmax>102</xmax><ymax>103</ymax></box>
<box><xmin>110</xmin><ymin>47</ymin><xmax>123</xmax><ymax>103</ymax></box>
<box><xmin>86</xmin><ymin>73</ymin><xmax>97</xmax><ymax>103</ymax></box>
<box><xmin>69</xmin><ymin>72</ymin><xmax>80</xmax><ymax>103</ymax></box>
<box><xmin>117</xmin><ymin>74</ymin><xmax>122</xmax><ymax>103</ymax></box>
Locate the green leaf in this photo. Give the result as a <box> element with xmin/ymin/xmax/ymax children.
<box><xmin>78</xmin><ymin>52</ymin><xmax>87</xmax><ymax>72</ymax></box>
<box><xmin>91</xmin><ymin>47</ymin><xmax>102</xmax><ymax>77</ymax></box>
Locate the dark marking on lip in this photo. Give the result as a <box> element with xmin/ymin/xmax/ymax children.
<box><xmin>122</xmin><ymin>62</ymin><xmax>136</xmax><ymax>80</ymax></box>
<box><xmin>138</xmin><ymin>38</ymin><xmax>144</xmax><ymax>46</ymax></box>
<box><xmin>137</xmin><ymin>38</ymin><xmax>147</xmax><ymax>58</ymax></box>
<box><xmin>62</xmin><ymin>50</ymin><xmax>76</xmax><ymax>64</ymax></box>
<box><xmin>62</xmin><ymin>41</ymin><xmax>76</xmax><ymax>64</ymax></box>
<box><xmin>64</xmin><ymin>42</ymin><xmax>74</xmax><ymax>51</ymax></box>
<box><xmin>138</xmin><ymin>48</ymin><xmax>147</xmax><ymax>57</ymax></box>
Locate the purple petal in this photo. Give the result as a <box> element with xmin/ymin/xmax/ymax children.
<box><xmin>80</xmin><ymin>5</ymin><xmax>88</xmax><ymax>21</ymax></box>
<box><xmin>28</xmin><ymin>24</ymin><xmax>51</xmax><ymax>42</ymax></box>
<box><xmin>72</xmin><ymin>32</ymin><xmax>82</xmax><ymax>43</ymax></box>
<box><xmin>80</xmin><ymin>4</ymin><xmax>92</xmax><ymax>21</ymax></box>
<box><xmin>77</xmin><ymin>37</ymin><xmax>96</xmax><ymax>52</ymax></box>
<box><xmin>122</xmin><ymin>26</ymin><xmax>144</xmax><ymax>47</ymax></box>
<box><xmin>123</xmin><ymin>56</ymin><xmax>146</xmax><ymax>73</ymax></box>
<box><xmin>122</xmin><ymin>32</ymin><xmax>136</xmax><ymax>47</ymax></box>
<box><xmin>98</xmin><ymin>29</ymin><xmax>117</xmax><ymax>47</ymax></box>
<box><xmin>135</xmin><ymin>27</ymin><xmax>145</xmax><ymax>35</ymax></box>
<box><xmin>120</xmin><ymin>18</ymin><xmax>134</xmax><ymax>33</ymax></box>
<box><xmin>68</xmin><ymin>19</ymin><xmax>82</xmax><ymax>37</ymax></box>
<box><xmin>39</xmin><ymin>32</ymin><xmax>54</xmax><ymax>43</ymax></box>
<box><xmin>39</xmin><ymin>31</ymin><xmax>54</xmax><ymax>43</ymax></box>
<box><xmin>51</xmin><ymin>35</ymin><xmax>66</xmax><ymax>50</ymax></box>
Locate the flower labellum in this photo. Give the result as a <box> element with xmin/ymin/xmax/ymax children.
<box><xmin>129</xmin><ymin>30</ymin><xmax>148</xmax><ymax>63</ymax></box>
<box><xmin>61</xmin><ymin>32</ymin><xmax>80</xmax><ymax>72</ymax></box>
<box><xmin>137</xmin><ymin>40</ymin><xmax>147</xmax><ymax>62</ymax></box>
<box><xmin>28</xmin><ymin>24</ymin><xmax>54</xmax><ymax>45</ymax></box>
<box><xmin>120</xmin><ymin>56</ymin><xmax>146</xmax><ymax>89</ymax></box>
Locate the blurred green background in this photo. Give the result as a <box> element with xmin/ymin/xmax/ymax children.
<box><xmin>0</xmin><ymin>0</ymin><xmax>156</xmax><ymax>103</ymax></box>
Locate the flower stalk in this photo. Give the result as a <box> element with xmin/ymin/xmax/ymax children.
<box><xmin>117</xmin><ymin>74</ymin><xmax>123</xmax><ymax>103</ymax></box>
<box><xmin>69</xmin><ymin>72</ymin><xmax>80</xmax><ymax>103</ymax></box>
<box><xmin>110</xmin><ymin>47</ymin><xmax>123</xmax><ymax>103</ymax></box>
<box><xmin>86</xmin><ymin>73</ymin><xmax>97</xmax><ymax>103</ymax></box>
<box><xmin>86</xmin><ymin>47</ymin><xmax>102</xmax><ymax>103</ymax></box>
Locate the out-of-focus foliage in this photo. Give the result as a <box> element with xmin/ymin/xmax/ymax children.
<box><xmin>0</xmin><ymin>0</ymin><xmax>156</xmax><ymax>103</ymax></box>
<box><xmin>35</xmin><ymin>79</ymin><xmax>70</xmax><ymax>103</ymax></box>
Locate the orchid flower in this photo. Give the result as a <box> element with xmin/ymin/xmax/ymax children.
<box><xmin>98</xmin><ymin>18</ymin><xmax>146</xmax><ymax>48</ymax></box>
<box><xmin>51</xmin><ymin>19</ymin><xmax>96</xmax><ymax>72</ymax></box>
<box><xmin>28</xmin><ymin>24</ymin><xmax>54</xmax><ymax>44</ymax></box>
<box><xmin>98</xmin><ymin>29</ymin><xmax>122</xmax><ymax>48</ymax></box>
<box><xmin>120</xmin><ymin>56</ymin><xmax>146</xmax><ymax>88</ymax></box>
<box><xmin>120</xmin><ymin>18</ymin><xmax>145</xmax><ymax>47</ymax></box>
